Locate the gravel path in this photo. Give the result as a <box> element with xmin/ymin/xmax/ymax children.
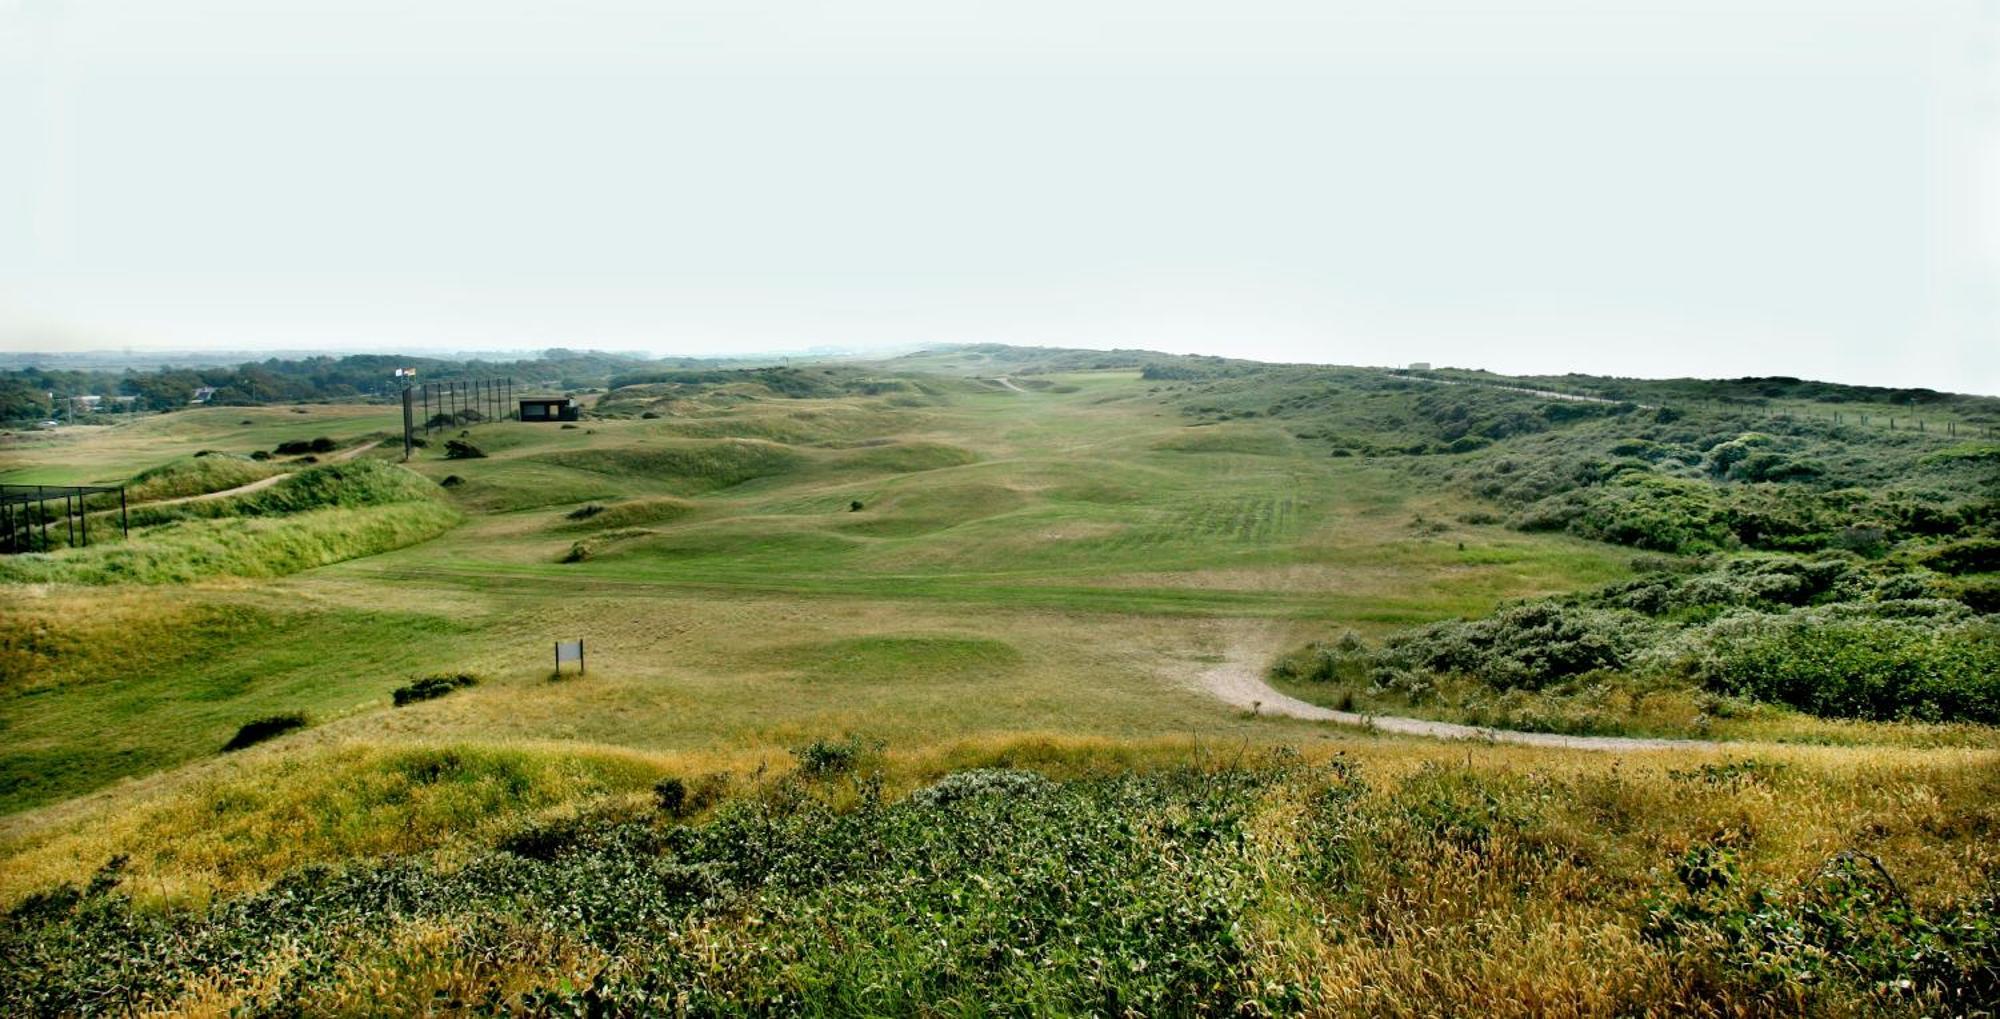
<box><xmin>1196</xmin><ymin>645</ymin><xmax>1718</xmax><ymax>752</ymax></box>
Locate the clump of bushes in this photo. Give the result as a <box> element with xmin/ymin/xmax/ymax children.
<box><xmin>1283</xmin><ymin>551</ymin><xmax>2000</xmax><ymax>725</ymax></box>
<box><xmin>1378</xmin><ymin>603</ymin><xmax>1657</xmax><ymax>691</ymax></box>
<box><xmin>439</xmin><ymin>475</ymin><xmax>464</xmax><ymax>488</ymax></box>
<box><xmin>220</xmin><ymin>713</ymin><xmax>306</xmax><ymax>751</ymax></box>
<box><xmin>566</xmin><ymin>504</ymin><xmax>605</xmax><ymax>521</ymax></box>
<box><xmin>443</xmin><ymin>438</ymin><xmax>486</xmax><ymax>459</ymax></box>
<box><xmin>391</xmin><ymin>672</ymin><xmax>480</xmax><ymax>707</ymax></box>
<box><xmin>273</xmin><ymin>437</ymin><xmax>337</xmax><ymax>456</ymax></box>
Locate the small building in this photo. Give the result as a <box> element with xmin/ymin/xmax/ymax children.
<box><xmin>190</xmin><ymin>387</ymin><xmax>218</xmax><ymax>405</ymax></box>
<box><xmin>1407</xmin><ymin>362</ymin><xmax>1432</xmax><ymax>371</ymax></box>
<box><xmin>518</xmin><ymin>397</ymin><xmax>580</xmax><ymax>422</ymax></box>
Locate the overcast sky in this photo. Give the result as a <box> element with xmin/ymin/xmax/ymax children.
<box><xmin>2</xmin><ymin>1</ymin><xmax>1995</xmax><ymax>391</ymax></box>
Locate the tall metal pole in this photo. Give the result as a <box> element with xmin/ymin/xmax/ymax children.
<box><xmin>402</xmin><ymin>385</ymin><xmax>416</xmax><ymax>460</ymax></box>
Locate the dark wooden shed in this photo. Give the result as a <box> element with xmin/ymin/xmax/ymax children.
<box><xmin>518</xmin><ymin>397</ymin><xmax>580</xmax><ymax>422</ymax></box>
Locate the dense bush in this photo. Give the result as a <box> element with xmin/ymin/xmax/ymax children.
<box><xmin>1376</xmin><ymin>603</ymin><xmax>1658</xmax><ymax>691</ymax></box>
<box><xmin>391</xmin><ymin>672</ymin><xmax>480</xmax><ymax>707</ymax></box>
<box><xmin>1284</xmin><ymin>552</ymin><xmax>2000</xmax><ymax>725</ymax></box>
<box><xmin>443</xmin><ymin>438</ymin><xmax>487</xmax><ymax>459</ymax></box>
<box><xmin>220</xmin><ymin>713</ymin><xmax>306</xmax><ymax>751</ymax></box>
<box><xmin>1663</xmin><ymin>611</ymin><xmax>1999</xmax><ymax>723</ymax></box>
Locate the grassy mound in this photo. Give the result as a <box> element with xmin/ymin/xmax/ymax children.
<box><xmin>830</xmin><ymin>441</ymin><xmax>978</xmax><ymax>474</ymax></box>
<box><xmin>552</xmin><ymin>497</ymin><xmax>700</xmax><ymax>532</ymax></box>
<box><xmin>0</xmin><ymin>502</ymin><xmax>461</xmax><ymax>585</ymax></box>
<box><xmin>125</xmin><ymin>455</ymin><xmax>284</xmax><ymax>503</ymax></box>
<box><xmin>836</xmin><ymin>482</ymin><xmax>1030</xmax><ymax>537</ymax></box>
<box><xmin>127</xmin><ymin>460</ymin><xmax>439</xmax><ymax>526</ymax></box>
<box><xmin>532</xmin><ymin>439</ymin><xmax>803</xmax><ymax>493</ymax></box>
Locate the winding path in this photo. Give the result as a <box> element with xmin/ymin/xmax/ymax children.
<box><xmin>1196</xmin><ymin>646</ymin><xmax>1718</xmax><ymax>752</ymax></box>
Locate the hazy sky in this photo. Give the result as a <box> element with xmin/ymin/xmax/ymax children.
<box><xmin>2</xmin><ymin>1</ymin><xmax>1995</xmax><ymax>391</ymax></box>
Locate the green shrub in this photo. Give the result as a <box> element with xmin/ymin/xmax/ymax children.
<box><xmin>1923</xmin><ymin>538</ymin><xmax>2000</xmax><ymax>576</ymax></box>
<box><xmin>1380</xmin><ymin>603</ymin><xmax>1658</xmax><ymax>691</ymax></box>
<box><xmin>443</xmin><ymin>438</ymin><xmax>486</xmax><ymax>460</ymax></box>
<box><xmin>221</xmin><ymin>713</ymin><xmax>306</xmax><ymax>752</ymax></box>
<box><xmin>790</xmin><ymin>734</ymin><xmax>879</xmax><ymax>778</ymax></box>
<box><xmin>652</xmin><ymin>772</ymin><xmax>729</xmax><ymax>818</ymax></box>
<box><xmin>273</xmin><ymin>437</ymin><xmax>336</xmax><ymax>456</ymax></box>
<box><xmin>391</xmin><ymin>673</ymin><xmax>480</xmax><ymax>707</ymax></box>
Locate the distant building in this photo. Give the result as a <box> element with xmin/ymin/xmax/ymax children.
<box><xmin>1406</xmin><ymin>362</ymin><xmax>1432</xmax><ymax>371</ymax></box>
<box><xmin>190</xmin><ymin>387</ymin><xmax>218</xmax><ymax>405</ymax></box>
<box><xmin>518</xmin><ymin>397</ymin><xmax>580</xmax><ymax>422</ymax></box>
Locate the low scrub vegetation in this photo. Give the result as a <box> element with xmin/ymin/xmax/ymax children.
<box><xmin>1280</xmin><ymin>552</ymin><xmax>2000</xmax><ymax>732</ymax></box>
<box><xmin>3</xmin><ymin>746</ymin><xmax>1995</xmax><ymax>1016</ymax></box>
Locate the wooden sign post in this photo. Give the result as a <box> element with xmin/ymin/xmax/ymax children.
<box><xmin>555</xmin><ymin>638</ymin><xmax>585</xmax><ymax>676</ymax></box>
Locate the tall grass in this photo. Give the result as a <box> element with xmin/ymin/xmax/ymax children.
<box><xmin>124</xmin><ymin>455</ymin><xmax>284</xmax><ymax>503</ymax></box>
<box><xmin>0</xmin><ymin>502</ymin><xmax>460</xmax><ymax>585</ymax></box>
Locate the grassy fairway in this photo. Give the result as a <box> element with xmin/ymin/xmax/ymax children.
<box><xmin>1</xmin><ymin>371</ymin><xmax>1628</xmax><ymax>816</ymax></box>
